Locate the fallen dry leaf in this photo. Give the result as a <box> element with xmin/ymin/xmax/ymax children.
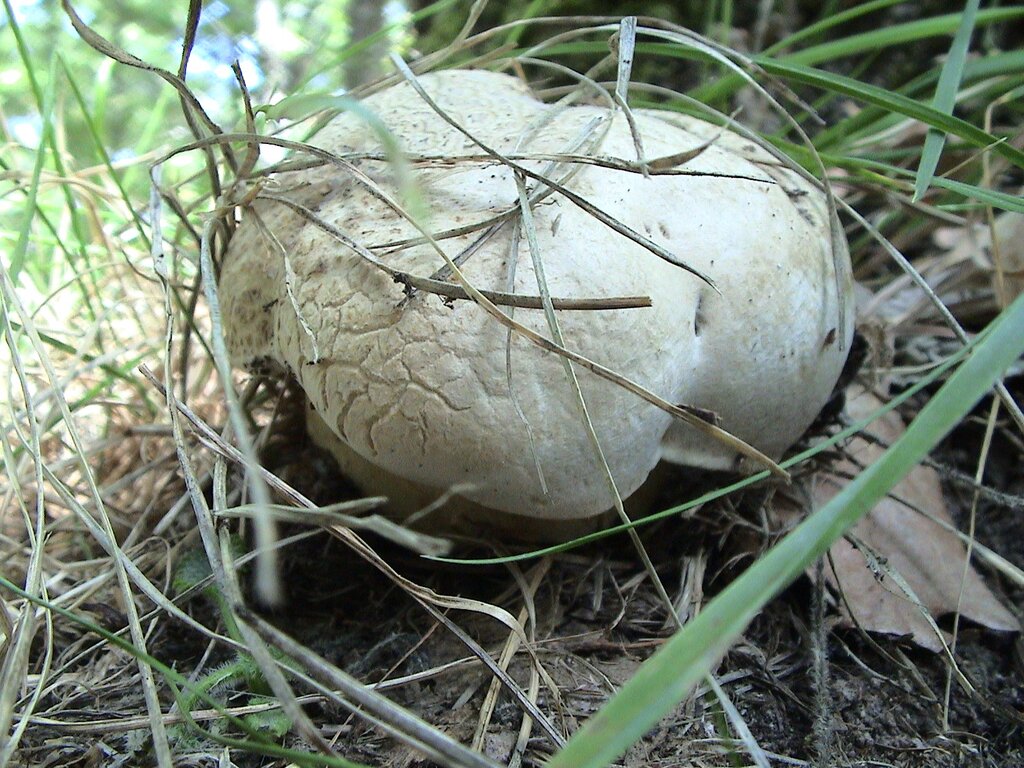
<box><xmin>991</xmin><ymin>210</ymin><xmax>1024</xmax><ymax>305</ymax></box>
<box><xmin>777</xmin><ymin>386</ymin><xmax>1019</xmax><ymax>651</ymax></box>
<box><xmin>928</xmin><ymin>207</ymin><xmax>1024</xmax><ymax>318</ymax></box>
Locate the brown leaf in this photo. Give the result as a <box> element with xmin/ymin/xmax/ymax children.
<box><xmin>927</xmin><ymin>209</ymin><xmax>1024</xmax><ymax>322</ymax></box>
<box><xmin>780</xmin><ymin>387</ymin><xmax>1019</xmax><ymax>651</ymax></box>
<box><xmin>992</xmin><ymin>211</ymin><xmax>1024</xmax><ymax>306</ymax></box>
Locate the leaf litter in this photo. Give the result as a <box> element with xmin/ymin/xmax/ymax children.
<box><xmin>774</xmin><ymin>385</ymin><xmax>1019</xmax><ymax>653</ymax></box>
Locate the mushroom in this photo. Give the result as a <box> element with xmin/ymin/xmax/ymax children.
<box><xmin>221</xmin><ymin>69</ymin><xmax>853</xmax><ymax>538</ymax></box>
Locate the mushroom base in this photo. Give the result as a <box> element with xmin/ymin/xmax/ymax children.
<box><xmin>305</xmin><ymin>404</ymin><xmax>635</xmax><ymax>543</ymax></box>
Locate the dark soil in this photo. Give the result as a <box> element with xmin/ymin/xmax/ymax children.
<box><xmin>177</xmin><ymin>389</ymin><xmax>1022</xmax><ymax>768</ymax></box>
<box><xmin>15</xmin><ymin>377</ymin><xmax>1022</xmax><ymax>768</ymax></box>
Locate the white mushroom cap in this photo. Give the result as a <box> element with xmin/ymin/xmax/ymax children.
<box><xmin>221</xmin><ymin>69</ymin><xmax>853</xmax><ymax>527</ymax></box>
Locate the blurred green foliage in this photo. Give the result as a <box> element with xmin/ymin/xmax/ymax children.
<box><xmin>1</xmin><ymin>0</ymin><xmax>414</xmax><ymax>293</ymax></box>
<box><xmin>1</xmin><ymin>0</ymin><xmax>407</xmax><ymax>177</ymax></box>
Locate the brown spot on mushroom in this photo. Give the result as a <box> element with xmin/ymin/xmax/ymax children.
<box><xmin>551</xmin><ymin>213</ymin><xmax>562</xmax><ymax>236</ymax></box>
<box><xmin>693</xmin><ymin>290</ymin><xmax>708</xmax><ymax>337</ymax></box>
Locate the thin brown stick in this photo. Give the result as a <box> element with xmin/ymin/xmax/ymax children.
<box><xmin>258</xmin><ymin>193</ymin><xmax>650</xmax><ymax>311</ymax></box>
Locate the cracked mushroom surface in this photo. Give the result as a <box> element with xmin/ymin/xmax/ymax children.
<box><xmin>220</xmin><ymin>69</ymin><xmax>853</xmax><ymax>533</ymax></box>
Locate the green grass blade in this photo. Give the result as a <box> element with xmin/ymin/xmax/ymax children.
<box><xmin>502</xmin><ymin>0</ymin><xmax>555</xmax><ymax>45</ymax></box>
<box><xmin>59</xmin><ymin>55</ymin><xmax>152</xmax><ymax>250</ymax></box>
<box><xmin>914</xmin><ymin>0</ymin><xmax>981</xmax><ymax>201</ymax></box>
<box><xmin>773</xmin><ymin>142</ymin><xmax>1024</xmax><ymax>214</ymax></box>
<box><xmin>546</xmin><ymin>290</ymin><xmax>1024</xmax><ymax>768</ymax></box>
<box><xmin>527</xmin><ymin>40</ymin><xmax>1023</xmax><ymax>169</ymax></box>
<box><xmin>812</xmin><ymin>50</ymin><xmax>1024</xmax><ymax>152</ymax></box>
<box><xmin>899</xmin><ymin>170</ymin><xmax>1024</xmax><ymax>213</ymax></box>
<box><xmin>758</xmin><ymin>59</ymin><xmax>1024</xmax><ymax>169</ymax></box>
<box><xmin>783</xmin><ymin>6</ymin><xmax>1011</xmax><ymax>67</ymax></box>
<box><xmin>9</xmin><ymin>53</ymin><xmax>58</xmax><ymax>285</ymax></box>
<box><xmin>692</xmin><ymin>6</ymin><xmax>1023</xmax><ymax>104</ymax></box>
<box><xmin>431</xmin><ymin>333</ymin><xmax>972</xmax><ymax>567</ymax></box>
<box><xmin>4</xmin><ymin>0</ymin><xmax>100</xmax><ymax>313</ymax></box>
<box><xmin>762</xmin><ymin>0</ymin><xmax>903</xmax><ymax>54</ymax></box>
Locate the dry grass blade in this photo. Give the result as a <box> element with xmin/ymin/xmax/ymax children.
<box><xmin>524</xmin><ymin>35</ymin><xmax>750</xmax><ymax>681</ymax></box>
<box><xmin>256</xmin><ymin>192</ymin><xmax>650</xmax><ymax>311</ymax></box>
<box><xmin>944</xmin><ymin>397</ymin><xmax>999</xmax><ymax>727</ymax></box>
<box><xmin>236</xmin><ymin>606</ymin><xmax>504</xmax><ymax>768</ymax></box>
<box><xmin>508</xmin><ymin>566</ymin><xmax>544</xmax><ymax>767</ymax></box>
<box><xmin>327</xmin><ymin>526</ymin><xmax>567</xmax><ymax>746</ymax></box>
<box><xmin>611</xmin><ymin>17</ymin><xmax>647</xmax><ymax>171</ymax></box>
<box><xmin>413</xmin><ymin>599</ymin><xmax>567</xmax><ymax>749</ymax></box>
<box><xmin>512</xmin><ymin>162</ymin><xmax>685</xmax><ymax>680</ymax></box>
<box><xmin>260</xmin><ymin>61</ymin><xmax>785</xmax><ymax>476</ymax></box>
<box><xmin>0</xmin><ymin>270</ymin><xmax>50</xmax><ymax>766</ymax></box>
<box><xmin>381</xmin><ymin>149</ymin><xmax>767</xmax><ymax>178</ymax></box>
<box><xmin>839</xmin><ymin>198</ymin><xmax>1024</xmax><ymax>436</ymax></box>
<box><xmin>216</xmin><ymin>523</ymin><xmax>340</xmax><ymax>758</ymax></box>
<box><xmin>138</xmin><ymin>366</ymin><xmax>450</xmax><ymax>556</ymax></box>
<box><xmin>14</xmin><ymin>5</ymin><xmax>1021</xmax><ymax>766</ymax></box>
<box><xmin>253</xmin><ymin>213</ymin><xmax>322</xmax><ymax>362</ymax></box>
<box><xmin>154</xmin><ymin>245</ymin><xmax>337</xmax><ymax>760</ymax></box>
<box><xmin>390</xmin><ymin>54</ymin><xmax>718</xmax><ymax>288</ymax></box>
<box><xmin>61</xmin><ymin>0</ymin><xmax>231</xmax><ymax>193</ymax></box>
<box><xmin>219</xmin><ymin>503</ymin><xmax>451</xmax><ymax>557</ymax></box>
<box><xmin>705</xmin><ymin>674</ymin><xmax>771</xmax><ymax>768</ymax></box>
<box><xmin>471</xmin><ymin>560</ymin><xmax>550</xmax><ymax>753</ymax></box>
<box><xmin>500</xmin><ymin>223</ymin><xmax>550</xmax><ymax>496</ymax></box>
<box><xmin>24</xmin><ymin>694</ymin><xmax>328</xmax><ymax>735</ymax></box>
<box><xmin>1</xmin><ymin>256</ymin><xmax>174</xmax><ymax>767</ymax></box>
<box><xmin>193</xmin><ymin>214</ymin><xmax>282</xmax><ymax>606</ymax></box>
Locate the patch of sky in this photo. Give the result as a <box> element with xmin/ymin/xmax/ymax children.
<box><xmin>6</xmin><ymin>0</ymin><xmax>50</xmax><ymax>26</ymax></box>
<box><xmin>7</xmin><ymin>114</ymin><xmax>41</xmax><ymax>148</ymax></box>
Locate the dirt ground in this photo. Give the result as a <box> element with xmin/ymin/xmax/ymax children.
<box><xmin>149</xmin><ymin>386</ymin><xmax>1024</xmax><ymax>767</ymax></box>
<box><xmin>10</xmin><ymin>379</ymin><xmax>1023</xmax><ymax>768</ymax></box>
